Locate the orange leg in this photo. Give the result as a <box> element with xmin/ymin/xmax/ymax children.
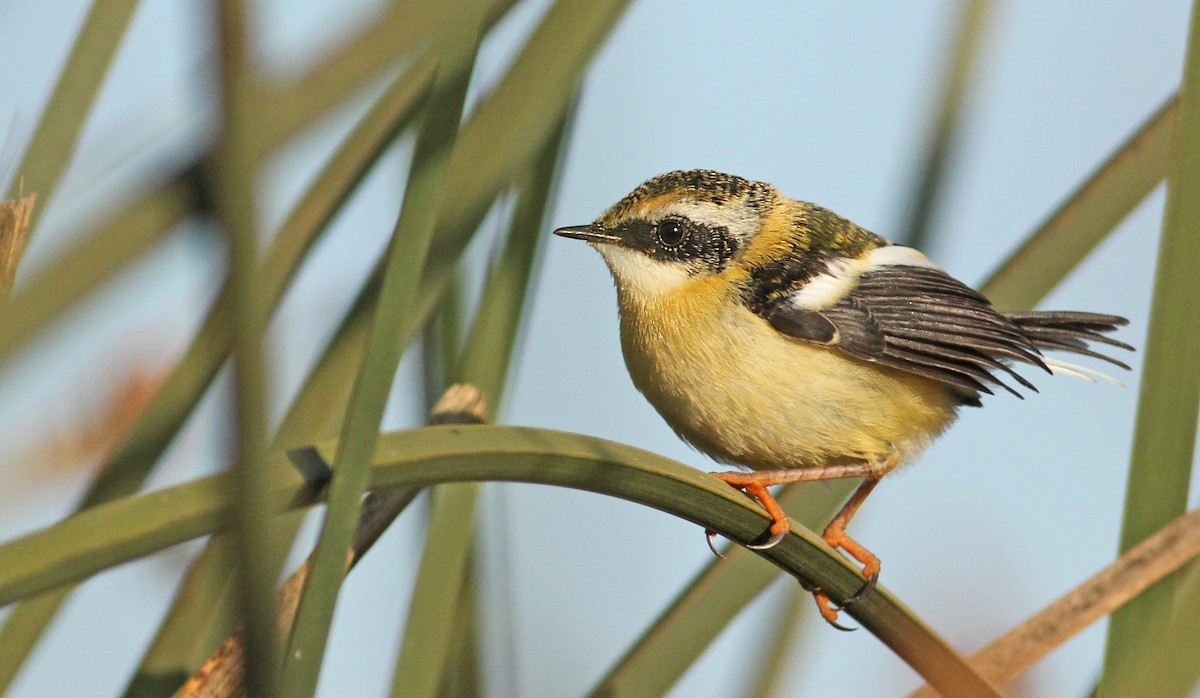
<box><xmin>709</xmin><ymin>462</ymin><xmax>878</xmax><ymax>546</ymax></box>
<box><xmin>711</xmin><ymin>458</ymin><xmax>895</xmax><ymax>628</ymax></box>
<box><xmin>810</xmin><ymin>477</ymin><xmax>883</xmax><ymax>626</ymax></box>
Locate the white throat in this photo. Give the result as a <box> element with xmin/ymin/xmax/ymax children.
<box><xmin>595</xmin><ymin>244</ymin><xmax>691</xmax><ymax>297</ymax></box>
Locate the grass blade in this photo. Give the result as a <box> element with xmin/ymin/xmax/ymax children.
<box><xmin>895</xmin><ymin>0</ymin><xmax>993</xmax><ymax>249</ymax></box>
<box><xmin>124</xmin><ymin>542</ymin><xmax>238</xmax><ymax>697</ymax></box>
<box><xmin>982</xmin><ymin>95</ymin><xmax>1178</xmax><ymax>308</ymax></box>
<box><xmin>0</xmin><ymin>175</ymin><xmax>191</xmax><ymax>363</ymax></box>
<box><xmin>4</xmin><ymin>0</ymin><xmax>141</xmax><ymax>236</ymax></box>
<box><xmin>419</xmin><ymin>275</ymin><xmax>463</xmax><ymax>413</ymax></box>
<box><xmin>388</xmin><ymin>484</ymin><xmax>482</xmax><ymax>698</ymax></box>
<box><xmin>211</xmin><ymin>2</ymin><xmax>280</xmax><ymax>694</ymax></box>
<box><xmin>436</xmin><ymin>562</ymin><xmax>483</xmax><ymax>698</ymax></box>
<box><xmin>0</xmin><ymin>175</ymin><xmax>193</xmax><ymax>693</ymax></box>
<box><xmin>420</xmin><ymin>0</ymin><xmax>632</xmax><ymax>287</ymax></box>
<box><xmin>173</xmin><ymin>387</ymin><xmax>485</xmax><ymax>698</ymax></box>
<box><xmin>388</xmin><ymin>100</ymin><xmax>574</xmax><ymax>698</ymax></box>
<box><xmin>278</xmin><ymin>13</ymin><xmax>482</xmax><ymax>694</ymax></box>
<box><xmin>255</xmin><ymin>0</ymin><xmax>517</xmax><ymax>157</ymax></box>
<box><xmin>746</xmin><ymin>584</ymin><xmax>811</xmax><ymax>698</ymax></box>
<box><xmin>455</xmin><ymin>113</ymin><xmax>573</xmax><ymax>405</ymax></box>
<box><xmin>1098</xmin><ymin>4</ymin><xmax>1200</xmax><ymax>693</ymax></box>
<box><xmin>253</xmin><ymin>54</ymin><xmax>437</xmax><ymax>325</ymax></box>
<box><xmin>1137</xmin><ymin>562</ymin><xmax>1200</xmax><ymax>696</ymax></box>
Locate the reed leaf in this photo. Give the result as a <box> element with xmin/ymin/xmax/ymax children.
<box><xmin>1098</xmin><ymin>2</ymin><xmax>1200</xmax><ymax>693</ymax></box>
<box><xmin>388</xmin><ymin>99</ymin><xmax>573</xmax><ymax>698</ymax></box>
<box><xmin>0</xmin><ymin>425</ymin><xmax>1000</xmax><ymax>697</ymax></box>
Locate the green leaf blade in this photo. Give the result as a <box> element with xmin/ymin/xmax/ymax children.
<box><xmin>1099</xmin><ymin>4</ymin><xmax>1200</xmax><ymax>694</ymax></box>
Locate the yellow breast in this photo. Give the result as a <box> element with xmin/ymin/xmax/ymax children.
<box><xmin>615</xmin><ymin>273</ymin><xmax>959</xmax><ymax>471</ymax></box>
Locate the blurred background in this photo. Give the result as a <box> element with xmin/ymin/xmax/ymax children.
<box><xmin>0</xmin><ymin>0</ymin><xmax>1194</xmax><ymax>696</ymax></box>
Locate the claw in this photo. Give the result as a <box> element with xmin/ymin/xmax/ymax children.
<box><xmin>708</xmin><ymin>472</ymin><xmax>792</xmax><ymax>553</ymax></box>
<box><xmin>745</xmin><ymin>526</ymin><xmax>787</xmax><ymax>550</ymax></box>
<box><xmin>705</xmin><ymin>529</ymin><xmax>725</xmax><ymax>558</ymax></box>
<box><xmin>812</xmin><ymin>589</ymin><xmax>858</xmax><ymax>631</ymax></box>
<box><xmin>836</xmin><ymin>570</ymin><xmax>880</xmax><ymax>610</ymax></box>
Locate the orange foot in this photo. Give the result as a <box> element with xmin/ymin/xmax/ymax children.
<box><xmin>709</xmin><ymin>468</ymin><xmax>885</xmax><ymax>630</ymax></box>
<box><xmin>810</xmin><ymin>519</ymin><xmax>881</xmax><ymax>630</ymax></box>
<box><xmin>710</xmin><ymin>470</ymin><xmax>792</xmax><ymax>548</ymax></box>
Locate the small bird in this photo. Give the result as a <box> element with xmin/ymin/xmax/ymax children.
<box><xmin>555</xmin><ymin>169</ymin><xmax>1131</xmax><ymax>628</ymax></box>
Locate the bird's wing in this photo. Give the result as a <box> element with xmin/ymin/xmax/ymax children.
<box><xmin>754</xmin><ymin>249</ymin><xmax>1049</xmax><ymax>402</ymax></box>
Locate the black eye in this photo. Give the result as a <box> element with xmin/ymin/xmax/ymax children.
<box><xmin>656</xmin><ymin>219</ymin><xmax>687</xmax><ymax>248</ymax></box>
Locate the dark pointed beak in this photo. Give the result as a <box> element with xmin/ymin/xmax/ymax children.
<box><xmin>553</xmin><ymin>225</ymin><xmax>621</xmax><ymax>244</ymax></box>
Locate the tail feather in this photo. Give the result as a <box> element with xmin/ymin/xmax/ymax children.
<box><xmin>1002</xmin><ymin>310</ymin><xmax>1127</xmax><ymax>327</ymax></box>
<box><xmin>1044</xmin><ymin>357</ymin><xmax>1126</xmax><ymax>386</ymax></box>
<box><xmin>1002</xmin><ymin>310</ymin><xmax>1133</xmax><ymax>370</ymax></box>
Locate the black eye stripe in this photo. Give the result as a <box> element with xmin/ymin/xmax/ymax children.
<box><xmin>645</xmin><ymin>218</ymin><xmax>739</xmax><ymax>273</ymax></box>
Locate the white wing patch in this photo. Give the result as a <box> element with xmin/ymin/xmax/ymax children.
<box><xmin>788</xmin><ymin>257</ymin><xmax>856</xmax><ymax>309</ymax></box>
<box><xmin>864</xmin><ymin>245</ymin><xmax>943</xmax><ymax>270</ymax></box>
<box><xmin>788</xmin><ymin>245</ymin><xmax>944</xmax><ymax>310</ymax></box>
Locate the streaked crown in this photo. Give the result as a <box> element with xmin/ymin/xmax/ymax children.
<box><xmin>597</xmin><ymin>170</ymin><xmax>777</xmax><ymax>229</ymax></box>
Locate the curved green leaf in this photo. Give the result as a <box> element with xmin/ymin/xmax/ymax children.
<box><xmin>0</xmin><ymin>426</ymin><xmax>1000</xmax><ymax>697</ymax></box>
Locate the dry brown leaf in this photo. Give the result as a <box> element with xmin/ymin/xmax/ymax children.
<box><xmin>18</xmin><ymin>365</ymin><xmax>166</xmax><ymax>479</ymax></box>
<box><xmin>908</xmin><ymin>507</ymin><xmax>1200</xmax><ymax>697</ymax></box>
<box><xmin>0</xmin><ymin>193</ymin><xmax>36</xmax><ymax>299</ymax></box>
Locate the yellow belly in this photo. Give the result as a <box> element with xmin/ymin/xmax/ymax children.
<box><xmin>617</xmin><ymin>279</ymin><xmax>958</xmax><ymax>471</ymax></box>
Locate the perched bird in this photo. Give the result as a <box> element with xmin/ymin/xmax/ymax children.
<box><xmin>554</xmin><ymin>169</ymin><xmax>1131</xmax><ymax>627</ymax></box>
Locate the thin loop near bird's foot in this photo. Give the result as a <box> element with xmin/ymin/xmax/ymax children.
<box><xmin>705</xmin><ymin>529</ymin><xmax>725</xmax><ymax>558</ymax></box>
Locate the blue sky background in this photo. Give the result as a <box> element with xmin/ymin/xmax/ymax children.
<box><xmin>0</xmin><ymin>1</ymin><xmax>1196</xmax><ymax>696</ymax></box>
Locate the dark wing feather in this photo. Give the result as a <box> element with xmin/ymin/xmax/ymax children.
<box><xmin>759</xmin><ymin>262</ymin><xmax>1130</xmax><ymax>405</ymax></box>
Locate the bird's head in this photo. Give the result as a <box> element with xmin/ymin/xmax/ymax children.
<box><xmin>554</xmin><ymin>170</ymin><xmax>780</xmax><ymax>297</ymax></box>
